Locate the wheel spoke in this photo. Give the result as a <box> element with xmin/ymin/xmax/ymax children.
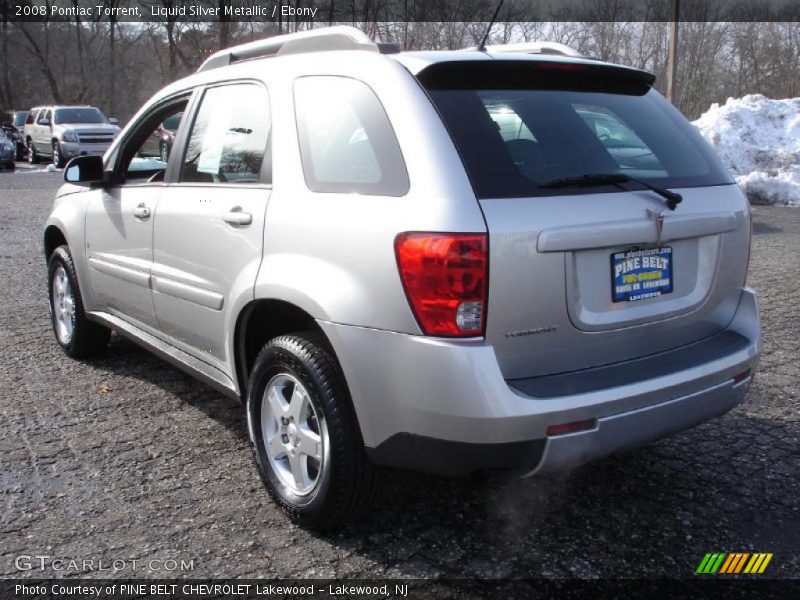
<box><xmin>266</xmin><ymin>385</ymin><xmax>287</xmax><ymax>417</ymax></box>
<box><xmin>287</xmin><ymin>384</ymin><xmax>308</xmax><ymax>422</ymax></box>
<box><xmin>297</xmin><ymin>428</ymin><xmax>322</xmax><ymax>461</ymax></box>
<box><xmin>287</xmin><ymin>451</ymin><xmax>308</xmax><ymax>488</ymax></box>
<box><xmin>267</xmin><ymin>432</ymin><xmax>285</xmax><ymax>459</ymax></box>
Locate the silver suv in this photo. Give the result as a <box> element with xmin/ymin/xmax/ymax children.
<box><xmin>25</xmin><ymin>105</ymin><xmax>119</xmax><ymax>167</ymax></box>
<box><xmin>44</xmin><ymin>27</ymin><xmax>761</xmax><ymax>527</ymax></box>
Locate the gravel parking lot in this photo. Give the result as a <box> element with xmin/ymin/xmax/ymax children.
<box><xmin>1</xmin><ymin>169</ymin><xmax>798</xmax><ymax>581</ymax></box>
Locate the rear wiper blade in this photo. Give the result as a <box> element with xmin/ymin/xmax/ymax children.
<box><xmin>540</xmin><ymin>173</ymin><xmax>683</xmax><ymax>211</ymax></box>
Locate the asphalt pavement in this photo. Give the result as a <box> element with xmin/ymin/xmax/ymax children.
<box><xmin>0</xmin><ymin>169</ymin><xmax>797</xmax><ymax>582</ymax></box>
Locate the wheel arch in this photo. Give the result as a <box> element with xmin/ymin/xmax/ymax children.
<box><xmin>44</xmin><ymin>203</ymin><xmax>94</xmax><ymax>311</ymax></box>
<box><xmin>233</xmin><ymin>298</ymin><xmax>335</xmax><ymax>401</ymax></box>
<box><xmin>44</xmin><ymin>224</ymin><xmax>68</xmax><ymax>263</ymax></box>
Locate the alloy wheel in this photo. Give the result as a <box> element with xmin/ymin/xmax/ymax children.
<box><xmin>52</xmin><ymin>265</ymin><xmax>75</xmax><ymax>344</ymax></box>
<box><xmin>261</xmin><ymin>373</ymin><xmax>328</xmax><ymax>496</ymax></box>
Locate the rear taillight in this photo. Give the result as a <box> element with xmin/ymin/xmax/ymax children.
<box><xmin>394</xmin><ymin>232</ymin><xmax>488</xmax><ymax>337</ymax></box>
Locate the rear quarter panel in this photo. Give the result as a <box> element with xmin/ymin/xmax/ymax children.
<box><xmin>251</xmin><ymin>52</ymin><xmax>487</xmax><ymax>332</ymax></box>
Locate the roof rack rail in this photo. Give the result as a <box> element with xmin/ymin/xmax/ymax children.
<box><xmin>197</xmin><ymin>26</ymin><xmax>399</xmax><ymax>73</ymax></box>
<box><xmin>472</xmin><ymin>41</ymin><xmax>582</xmax><ymax>58</ymax></box>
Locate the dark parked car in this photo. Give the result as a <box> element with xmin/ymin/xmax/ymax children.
<box><xmin>1</xmin><ymin>110</ymin><xmax>29</xmax><ymax>160</ymax></box>
<box><xmin>0</xmin><ymin>130</ymin><xmax>16</xmax><ymax>170</ymax></box>
<box><xmin>139</xmin><ymin>112</ymin><xmax>182</xmax><ymax>162</ymax></box>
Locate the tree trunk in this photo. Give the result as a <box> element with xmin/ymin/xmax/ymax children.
<box><xmin>0</xmin><ymin>6</ymin><xmax>12</xmax><ymax>107</ymax></box>
<box><xmin>109</xmin><ymin>17</ymin><xmax>116</xmax><ymax>114</ymax></box>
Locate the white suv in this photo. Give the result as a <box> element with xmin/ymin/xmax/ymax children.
<box><xmin>25</xmin><ymin>105</ymin><xmax>119</xmax><ymax>167</ymax></box>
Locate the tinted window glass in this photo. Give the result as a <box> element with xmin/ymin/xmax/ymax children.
<box><xmin>422</xmin><ymin>62</ymin><xmax>732</xmax><ymax>199</ymax></box>
<box><xmin>120</xmin><ymin>99</ymin><xmax>188</xmax><ymax>182</ymax></box>
<box><xmin>54</xmin><ymin>108</ymin><xmax>107</xmax><ymax>124</ymax></box>
<box><xmin>180</xmin><ymin>84</ymin><xmax>270</xmax><ymax>184</ymax></box>
<box><xmin>26</xmin><ymin>110</ymin><xmax>38</xmax><ymax>125</ymax></box>
<box><xmin>294</xmin><ymin>76</ymin><xmax>408</xmax><ymax>196</ymax></box>
<box><xmin>162</xmin><ymin>114</ymin><xmax>182</xmax><ymax>131</ymax></box>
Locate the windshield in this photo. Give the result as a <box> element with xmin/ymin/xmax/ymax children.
<box><xmin>421</xmin><ymin>61</ymin><xmax>732</xmax><ymax>198</ymax></box>
<box><xmin>54</xmin><ymin>108</ymin><xmax>108</xmax><ymax>125</ymax></box>
<box><xmin>14</xmin><ymin>112</ymin><xmax>28</xmax><ymax>127</ymax></box>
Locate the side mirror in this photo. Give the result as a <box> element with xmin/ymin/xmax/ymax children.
<box><xmin>109</xmin><ymin>117</ymin><xmax>119</xmax><ymax>125</ymax></box>
<box><xmin>65</xmin><ymin>155</ymin><xmax>105</xmax><ymax>185</ymax></box>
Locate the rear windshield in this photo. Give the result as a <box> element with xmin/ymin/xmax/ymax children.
<box><xmin>54</xmin><ymin>108</ymin><xmax>107</xmax><ymax>125</ymax></box>
<box><xmin>420</xmin><ymin>61</ymin><xmax>732</xmax><ymax>199</ymax></box>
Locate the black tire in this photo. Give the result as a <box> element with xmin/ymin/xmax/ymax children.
<box><xmin>47</xmin><ymin>245</ymin><xmax>110</xmax><ymax>358</ymax></box>
<box><xmin>27</xmin><ymin>140</ymin><xmax>38</xmax><ymax>164</ymax></box>
<box><xmin>52</xmin><ymin>141</ymin><xmax>65</xmax><ymax>168</ymax></box>
<box><xmin>247</xmin><ymin>333</ymin><xmax>379</xmax><ymax>528</ymax></box>
<box><xmin>15</xmin><ymin>143</ymin><xmax>24</xmax><ymax>161</ymax></box>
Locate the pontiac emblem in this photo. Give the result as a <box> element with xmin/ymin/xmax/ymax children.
<box><xmin>648</xmin><ymin>209</ymin><xmax>666</xmax><ymax>247</ymax></box>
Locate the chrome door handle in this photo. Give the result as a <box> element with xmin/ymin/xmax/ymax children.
<box><xmin>223</xmin><ymin>207</ymin><xmax>252</xmax><ymax>226</ymax></box>
<box><xmin>133</xmin><ymin>203</ymin><xmax>151</xmax><ymax>219</ymax></box>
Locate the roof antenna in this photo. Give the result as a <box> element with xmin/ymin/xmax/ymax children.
<box><xmin>478</xmin><ymin>0</ymin><xmax>505</xmax><ymax>52</ymax></box>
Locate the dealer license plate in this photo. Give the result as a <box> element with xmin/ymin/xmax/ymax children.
<box><xmin>611</xmin><ymin>247</ymin><xmax>673</xmax><ymax>302</ymax></box>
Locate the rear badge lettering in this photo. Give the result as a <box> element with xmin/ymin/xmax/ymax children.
<box><xmin>504</xmin><ymin>325</ymin><xmax>558</xmax><ymax>338</ymax></box>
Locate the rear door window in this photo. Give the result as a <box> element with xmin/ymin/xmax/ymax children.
<box><xmin>293</xmin><ymin>76</ymin><xmax>409</xmax><ymax>196</ymax></box>
<box><xmin>420</xmin><ymin>61</ymin><xmax>732</xmax><ymax>199</ymax></box>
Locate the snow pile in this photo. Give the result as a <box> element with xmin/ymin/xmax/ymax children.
<box><xmin>692</xmin><ymin>94</ymin><xmax>800</xmax><ymax>206</ymax></box>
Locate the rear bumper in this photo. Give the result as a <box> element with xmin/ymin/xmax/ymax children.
<box><xmin>319</xmin><ymin>288</ymin><xmax>761</xmax><ymax>477</ymax></box>
<box><xmin>527</xmin><ymin>375</ymin><xmax>748</xmax><ymax>476</ymax></box>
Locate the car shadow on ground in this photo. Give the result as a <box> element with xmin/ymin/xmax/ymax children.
<box><xmin>77</xmin><ymin>330</ymin><xmax>799</xmax><ymax>578</ymax></box>
<box><xmin>87</xmin><ymin>334</ymin><xmax>250</xmax><ymax>442</ymax></box>
<box><xmin>752</xmin><ymin>221</ymin><xmax>783</xmax><ymax>235</ymax></box>
<box><xmin>326</xmin><ymin>407</ymin><xmax>796</xmax><ymax>579</ymax></box>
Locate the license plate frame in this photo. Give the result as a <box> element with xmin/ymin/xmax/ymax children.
<box><xmin>611</xmin><ymin>246</ymin><xmax>673</xmax><ymax>303</ymax></box>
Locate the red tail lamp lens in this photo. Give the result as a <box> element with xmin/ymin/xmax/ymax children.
<box><xmin>394</xmin><ymin>233</ymin><xmax>488</xmax><ymax>337</ymax></box>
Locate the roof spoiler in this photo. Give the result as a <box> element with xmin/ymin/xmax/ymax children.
<box><xmin>464</xmin><ymin>41</ymin><xmax>582</xmax><ymax>58</ymax></box>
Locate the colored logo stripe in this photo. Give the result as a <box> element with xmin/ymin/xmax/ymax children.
<box><xmin>719</xmin><ymin>553</ymin><xmax>749</xmax><ymax>574</ymax></box>
<box><xmin>697</xmin><ymin>552</ymin><xmax>773</xmax><ymax>574</ymax></box>
<box><xmin>696</xmin><ymin>553</ymin><xmax>726</xmax><ymax>574</ymax></box>
<box><xmin>744</xmin><ymin>553</ymin><xmax>773</xmax><ymax>574</ymax></box>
